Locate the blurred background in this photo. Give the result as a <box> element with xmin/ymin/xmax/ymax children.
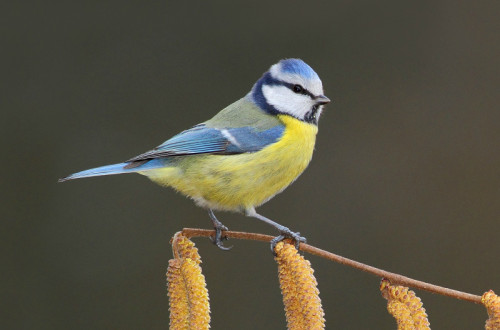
<box><xmin>2</xmin><ymin>1</ymin><xmax>499</xmax><ymax>329</ymax></box>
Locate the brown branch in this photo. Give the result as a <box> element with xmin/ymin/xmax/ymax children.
<box><xmin>181</xmin><ymin>228</ymin><xmax>483</xmax><ymax>304</ymax></box>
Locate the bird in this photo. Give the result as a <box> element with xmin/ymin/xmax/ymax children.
<box><xmin>60</xmin><ymin>58</ymin><xmax>330</xmax><ymax>251</ymax></box>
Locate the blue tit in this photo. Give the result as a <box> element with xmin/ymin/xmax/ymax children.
<box><xmin>60</xmin><ymin>58</ymin><xmax>331</xmax><ymax>251</ymax></box>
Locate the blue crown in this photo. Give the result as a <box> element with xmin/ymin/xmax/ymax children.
<box><xmin>279</xmin><ymin>59</ymin><xmax>319</xmax><ymax>80</ymax></box>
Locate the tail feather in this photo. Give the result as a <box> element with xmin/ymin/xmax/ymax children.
<box><xmin>58</xmin><ymin>159</ymin><xmax>167</xmax><ymax>182</ymax></box>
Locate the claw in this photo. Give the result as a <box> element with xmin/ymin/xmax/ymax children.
<box><xmin>270</xmin><ymin>227</ymin><xmax>306</xmax><ymax>254</ymax></box>
<box><xmin>210</xmin><ymin>224</ymin><xmax>232</xmax><ymax>251</ymax></box>
<box><xmin>208</xmin><ymin>209</ymin><xmax>232</xmax><ymax>251</ymax></box>
<box><xmin>244</xmin><ymin>209</ymin><xmax>307</xmax><ymax>255</ymax></box>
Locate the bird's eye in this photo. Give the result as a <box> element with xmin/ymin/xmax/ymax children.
<box><xmin>293</xmin><ymin>84</ymin><xmax>304</xmax><ymax>94</ymax></box>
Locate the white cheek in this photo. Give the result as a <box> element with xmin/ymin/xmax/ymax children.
<box><xmin>262</xmin><ymin>85</ymin><xmax>312</xmax><ymax>119</ymax></box>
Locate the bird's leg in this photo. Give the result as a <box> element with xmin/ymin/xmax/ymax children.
<box><xmin>245</xmin><ymin>208</ymin><xmax>306</xmax><ymax>253</ymax></box>
<box><xmin>208</xmin><ymin>209</ymin><xmax>232</xmax><ymax>250</ymax></box>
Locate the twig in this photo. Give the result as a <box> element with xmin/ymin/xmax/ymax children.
<box><xmin>181</xmin><ymin>228</ymin><xmax>483</xmax><ymax>304</ymax></box>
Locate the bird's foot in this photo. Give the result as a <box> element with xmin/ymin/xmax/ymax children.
<box><xmin>270</xmin><ymin>227</ymin><xmax>306</xmax><ymax>254</ymax></box>
<box><xmin>211</xmin><ymin>223</ymin><xmax>232</xmax><ymax>251</ymax></box>
<box><xmin>208</xmin><ymin>209</ymin><xmax>232</xmax><ymax>251</ymax></box>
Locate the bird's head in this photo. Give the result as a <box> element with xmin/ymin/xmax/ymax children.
<box><xmin>251</xmin><ymin>58</ymin><xmax>330</xmax><ymax>125</ymax></box>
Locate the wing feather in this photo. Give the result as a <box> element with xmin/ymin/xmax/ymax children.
<box><xmin>126</xmin><ymin>124</ymin><xmax>284</xmax><ymax>164</ymax></box>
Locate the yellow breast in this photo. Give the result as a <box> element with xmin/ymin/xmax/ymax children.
<box><xmin>144</xmin><ymin>115</ymin><xmax>318</xmax><ymax>211</ymax></box>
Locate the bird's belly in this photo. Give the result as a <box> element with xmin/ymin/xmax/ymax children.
<box><xmin>145</xmin><ymin>115</ymin><xmax>318</xmax><ymax>211</ymax></box>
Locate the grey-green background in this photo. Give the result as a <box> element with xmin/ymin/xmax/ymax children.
<box><xmin>3</xmin><ymin>1</ymin><xmax>499</xmax><ymax>329</ymax></box>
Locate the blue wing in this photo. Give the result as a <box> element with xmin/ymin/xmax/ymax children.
<box><xmin>59</xmin><ymin>123</ymin><xmax>284</xmax><ymax>181</ymax></box>
<box><xmin>126</xmin><ymin>123</ymin><xmax>285</xmax><ymax>163</ymax></box>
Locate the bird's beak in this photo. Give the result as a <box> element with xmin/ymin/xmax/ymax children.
<box><xmin>315</xmin><ymin>95</ymin><xmax>331</xmax><ymax>105</ymax></box>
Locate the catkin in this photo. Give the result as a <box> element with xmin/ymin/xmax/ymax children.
<box><xmin>482</xmin><ymin>290</ymin><xmax>500</xmax><ymax>330</ymax></box>
<box><xmin>380</xmin><ymin>279</ymin><xmax>430</xmax><ymax>330</ymax></box>
<box><xmin>275</xmin><ymin>241</ymin><xmax>325</xmax><ymax>329</ymax></box>
<box><xmin>167</xmin><ymin>233</ymin><xmax>210</xmax><ymax>329</ymax></box>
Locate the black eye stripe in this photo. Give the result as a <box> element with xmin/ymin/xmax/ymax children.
<box><xmin>262</xmin><ymin>74</ymin><xmax>316</xmax><ymax>99</ymax></box>
<box><xmin>283</xmin><ymin>82</ymin><xmax>315</xmax><ymax>99</ymax></box>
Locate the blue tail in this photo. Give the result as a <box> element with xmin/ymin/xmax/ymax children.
<box><xmin>58</xmin><ymin>159</ymin><xmax>167</xmax><ymax>182</ymax></box>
